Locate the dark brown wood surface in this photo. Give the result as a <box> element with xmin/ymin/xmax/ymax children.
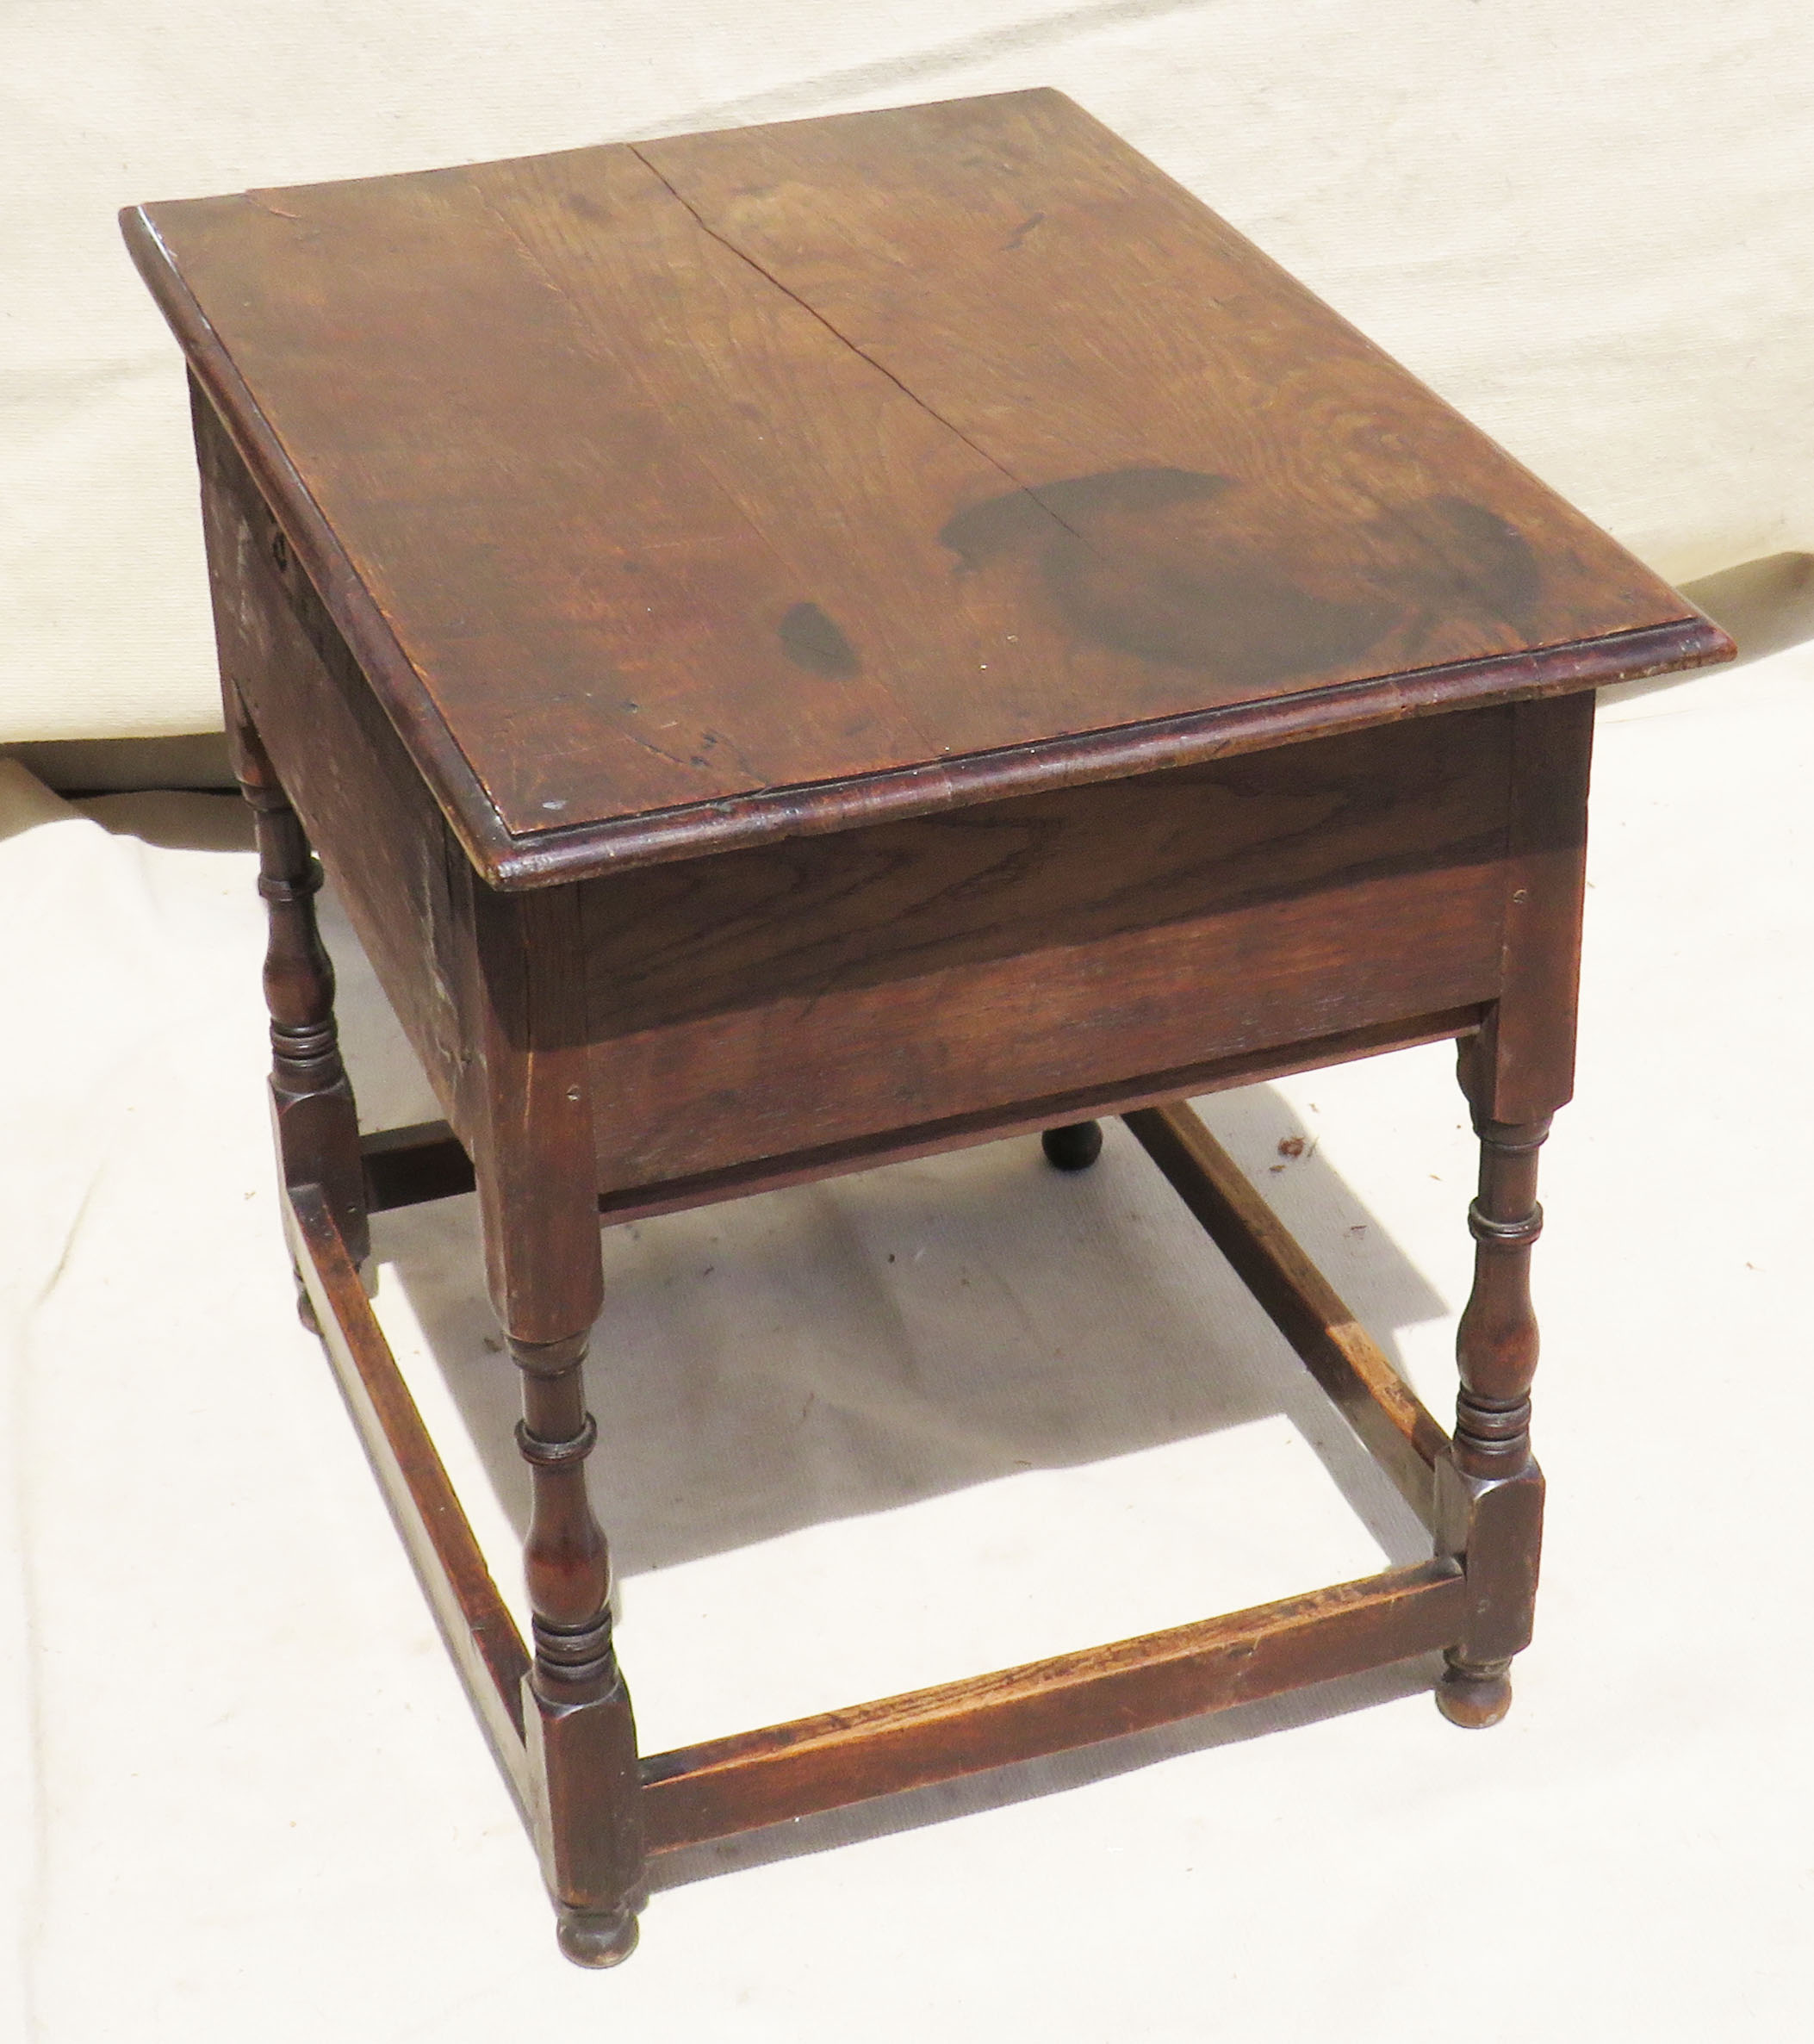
<box><xmin>357</xmin><ymin>1005</ymin><xmax>1482</xmax><ymax>1229</ymax></box>
<box><xmin>1434</xmin><ymin>1061</ymin><xmax>1551</xmax><ymax>1728</ymax></box>
<box><xmin>582</xmin><ymin>708</ymin><xmax>1513</xmax><ymax>1191</ymax></box>
<box><xmin>1473</xmin><ymin>691</ymin><xmax>1596</xmax><ymax>1124</ymax></box>
<box><xmin>124</xmin><ymin>90</ymin><xmax>1729</xmax><ymax>886</ymax></box>
<box><xmin>640</xmin><ymin>1562</ymin><xmax>1466</xmax><ymax>1851</ymax></box>
<box><xmin>198</xmin><ymin>357</ymin><xmax>1519</xmax><ymax>1218</ymax></box>
<box><xmin>450</xmin><ymin>875</ymin><xmax>604</xmax><ymax>1345</ymax></box>
<box><xmin>145</xmin><ymin>90</ymin><xmax>1696</xmax><ymax>1963</ymax></box>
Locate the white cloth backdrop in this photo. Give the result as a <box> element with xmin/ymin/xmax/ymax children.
<box><xmin>3</xmin><ymin>5</ymin><xmax>1811</xmax><ymax>2039</ymax></box>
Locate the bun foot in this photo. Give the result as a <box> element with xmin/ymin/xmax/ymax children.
<box><xmin>556</xmin><ymin>1904</ymin><xmax>640</xmax><ymax>1968</ymax></box>
<box><xmin>1435</xmin><ymin>1653</ymin><xmax>1513</xmax><ymax>1729</ymax></box>
<box><xmin>1041</xmin><ymin>1121</ymin><xmax>1104</xmax><ymax>1172</ymax></box>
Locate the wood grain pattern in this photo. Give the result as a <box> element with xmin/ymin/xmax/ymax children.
<box><xmin>641</xmin><ymin>92</ymin><xmax>1693</xmax><ymax>681</ymax></box>
<box><xmin>356</xmin><ymin>1005</ymin><xmax>1482</xmax><ymax>1226</ymax></box>
<box><xmin>124</xmin><ymin>92</ymin><xmax>1730</xmax><ymax>885</ymax></box>
<box><xmin>1124</xmin><ymin>1102</ymin><xmax>1447</xmax><ymax>1526</ymax></box>
<box><xmin>451</xmin><ymin>875</ymin><xmax>603</xmax><ymax>1344</ymax></box>
<box><xmin>640</xmin><ymin>1562</ymin><xmax>1466</xmax><ymax>1851</ymax></box>
<box><xmin>1474</xmin><ymin>691</ymin><xmax>1595</xmax><ymax>1124</ymax></box>
<box><xmin>581</xmin><ymin>711</ymin><xmax>1512</xmax><ymax>1192</ymax></box>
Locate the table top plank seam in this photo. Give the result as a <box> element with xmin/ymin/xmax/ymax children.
<box><xmin>453</xmin><ymin>150</ymin><xmax>955</xmax><ymax>784</ymax></box>
<box><xmin>626</xmin><ymin>140</ymin><xmax>1097</xmax><ymax>562</ymax></box>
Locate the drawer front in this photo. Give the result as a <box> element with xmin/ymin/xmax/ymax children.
<box><xmin>581</xmin><ymin>708</ymin><xmax>1513</xmax><ymax>1194</ymax></box>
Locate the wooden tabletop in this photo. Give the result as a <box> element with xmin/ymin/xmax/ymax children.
<box><xmin>126</xmin><ymin>90</ymin><xmax>1729</xmax><ymax>885</ymax></box>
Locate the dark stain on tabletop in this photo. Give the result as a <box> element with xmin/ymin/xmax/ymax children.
<box><xmin>778</xmin><ymin>600</ymin><xmax>862</xmax><ymax>679</ymax></box>
<box><xmin>1391</xmin><ymin>496</ymin><xmax>1544</xmax><ymax>637</ymax></box>
<box><xmin>941</xmin><ymin>467</ymin><xmax>1388</xmax><ymax>685</ymax></box>
<box><xmin>939</xmin><ymin>466</ymin><xmax>1549</xmax><ymax>686</ymax></box>
<box><xmin>939</xmin><ymin>466</ymin><xmax>1234</xmax><ymax>571</ymax></box>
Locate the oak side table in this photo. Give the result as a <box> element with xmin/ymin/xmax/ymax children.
<box><xmin>124</xmin><ymin>90</ymin><xmax>1732</xmax><ymax>1966</ymax></box>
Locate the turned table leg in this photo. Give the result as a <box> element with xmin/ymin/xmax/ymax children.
<box><xmin>1435</xmin><ymin>1037</ymin><xmax>1549</xmax><ymax>1728</ymax></box>
<box><xmin>457</xmin><ymin>874</ymin><xmax>646</xmax><ymax>1964</ymax></box>
<box><xmin>1431</xmin><ymin>692</ymin><xmax>1591</xmax><ymax>1727</ymax></box>
<box><xmin>227</xmin><ymin>686</ymin><xmax>368</xmax><ymax>1324</ymax></box>
<box><xmin>511</xmin><ymin>1330</ymin><xmax>644</xmax><ymax>1966</ymax></box>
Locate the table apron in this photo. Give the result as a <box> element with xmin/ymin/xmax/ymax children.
<box><xmin>578</xmin><ymin>711</ymin><xmax>1517</xmax><ymax>1194</ymax></box>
